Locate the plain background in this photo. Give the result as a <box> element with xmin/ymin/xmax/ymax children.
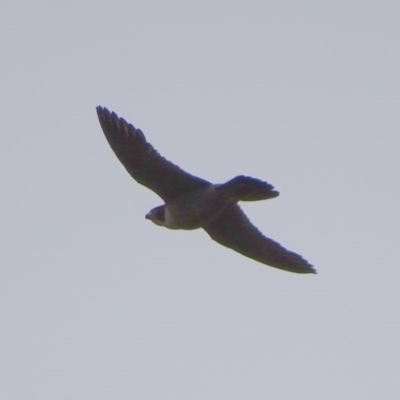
<box><xmin>1</xmin><ymin>1</ymin><xmax>399</xmax><ymax>399</ymax></box>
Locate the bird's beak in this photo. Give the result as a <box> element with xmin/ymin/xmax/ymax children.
<box><xmin>145</xmin><ymin>212</ymin><xmax>152</xmax><ymax>220</ymax></box>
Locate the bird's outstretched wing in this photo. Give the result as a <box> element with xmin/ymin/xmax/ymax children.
<box><xmin>97</xmin><ymin>106</ymin><xmax>210</xmax><ymax>202</ymax></box>
<box><xmin>203</xmin><ymin>205</ymin><xmax>315</xmax><ymax>274</ymax></box>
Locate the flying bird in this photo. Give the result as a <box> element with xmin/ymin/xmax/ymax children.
<box><xmin>97</xmin><ymin>106</ymin><xmax>315</xmax><ymax>274</ymax></box>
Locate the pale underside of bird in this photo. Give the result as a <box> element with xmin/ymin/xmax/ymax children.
<box><xmin>97</xmin><ymin>106</ymin><xmax>315</xmax><ymax>274</ymax></box>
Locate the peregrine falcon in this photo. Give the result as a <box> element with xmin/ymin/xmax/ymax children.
<box><xmin>97</xmin><ymin>106</ymin><xmax>315</xmax><ymax>274</ymax></box>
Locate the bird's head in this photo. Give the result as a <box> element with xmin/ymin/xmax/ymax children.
<box><xmin>145</xmin><ymin>205</ymin><xmax>166</xmax><ymax>227</ymax></box>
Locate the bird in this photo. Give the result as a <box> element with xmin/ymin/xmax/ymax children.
<box><xmin>96</xmin><ymin>106</ymin><xmax>315</xmax><ymax>274</ymax></box>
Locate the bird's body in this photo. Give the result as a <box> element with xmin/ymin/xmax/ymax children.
<box><xmin>153</xmin><ymin>177</ymin><xmax>278</xmax><ymax>230</ymax></box>
<box><xmin>157</xmin><ymin>185</ymin><xmax>222</xmax><ymax>230</ymax></box>
<box><xmin>97</xmin><ymin>106</ymin><xmax>315</xmax><ymax>274</ymax></box>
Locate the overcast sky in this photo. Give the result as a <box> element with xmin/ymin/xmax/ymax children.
<box><xmin>1</xmin><ymin>1</ymin><xmax>400</xmax><ymax>399</ymax></box>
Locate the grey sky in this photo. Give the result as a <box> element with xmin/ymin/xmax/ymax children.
<box><xmin>1</xmin><ymin>1</ymin><xmax>399</xmax><ymax>399</ymax></box>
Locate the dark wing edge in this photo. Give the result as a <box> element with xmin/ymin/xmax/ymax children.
<box><xmin>203</xmin><ymin>205</ymin><xmax>316</xmax><ymax>274</ymax></box>
<box><xmin>96</xmin><ymin>106</ymin><xmax>210</xmax><ymax>202</ymax></box>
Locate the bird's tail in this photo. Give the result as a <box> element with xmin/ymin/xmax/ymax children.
<box><xmin>217</xmin><ymin>175</ymin><xmax>279</xmax><ymax>201</ymax></box>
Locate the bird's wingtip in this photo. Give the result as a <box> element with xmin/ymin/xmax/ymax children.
<box><xmin>306</xmin><ymin>265</ymin><xmax>317</xmax><ymax>274</ymax></box>
<box><xmin>96</xmin><ymin>105</ymin><xmax>107</xmax><ymax>113</ymax></box>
